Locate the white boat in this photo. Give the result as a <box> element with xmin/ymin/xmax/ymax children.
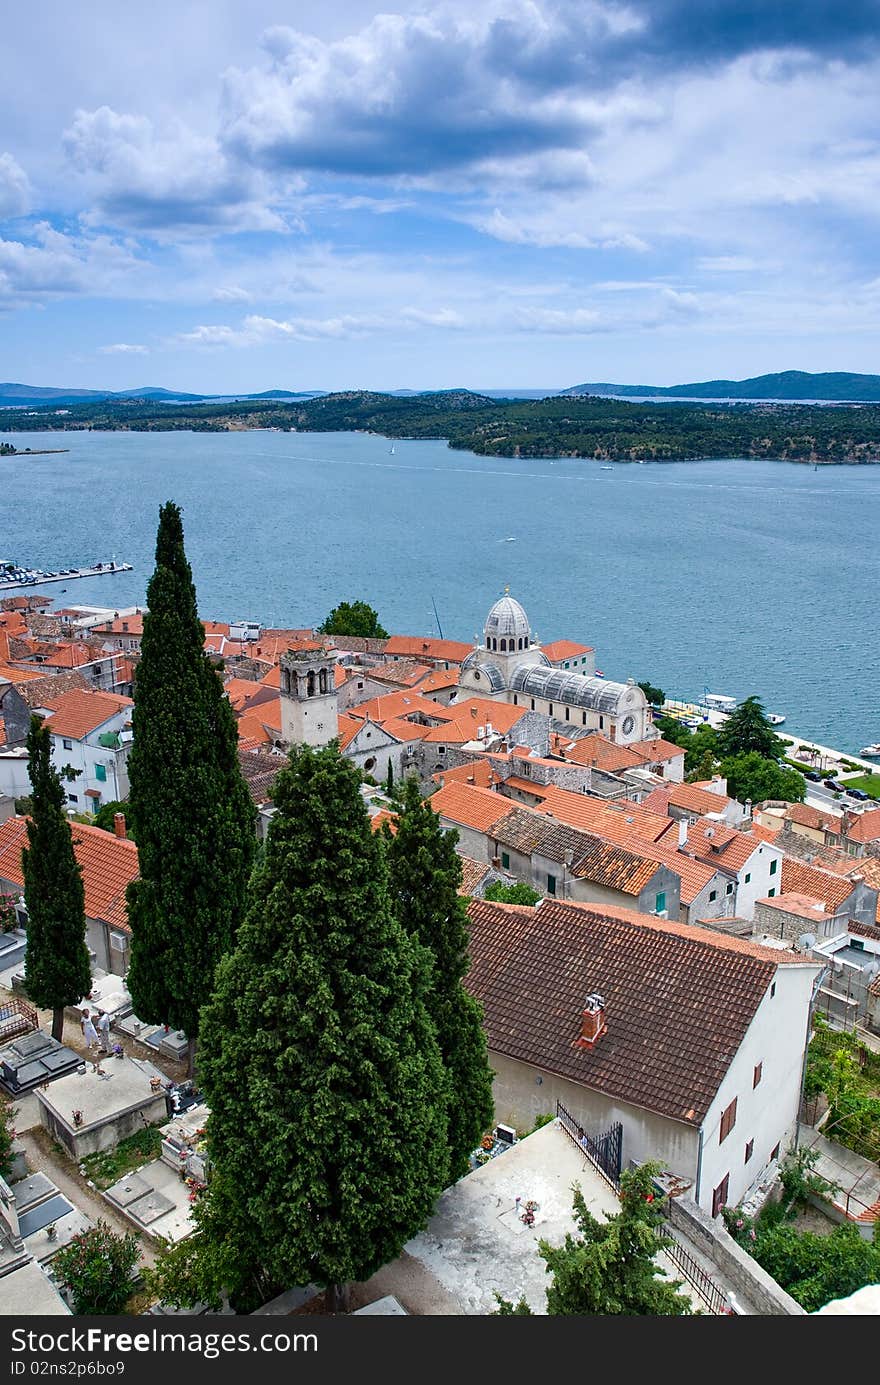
<box><xmin>702</xmin><ymin>692</ymin><xmax>738</xmax><ymax>712</ymax></box>
<box><xmin>389</xmin><ymin>445</ymin><xmax>395</xmax><ymax>454</ymax></box>
<box><xmin>600</xmin><ymin>466</ymin><xmax>614</xmax><ymax>470</ymax></box>
<box><xmin>860</xmin><ymin>744</ymin><xmax>880</xmax><ymax>758</ymax></box>
<box><xmin>768</xmin><ymin>713</ymin><xmax>786</xmax><ymax>725</ymax></box>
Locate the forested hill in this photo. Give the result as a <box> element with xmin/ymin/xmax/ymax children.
<box><xmin>5</xmin><ymin>389</ymin><xmax>880</xmax><ymax>463</ymax></box>
<box><xmin>562</xmin><ymin>370</ymin><xmax>880</xmax><ymax>401</ymax></box>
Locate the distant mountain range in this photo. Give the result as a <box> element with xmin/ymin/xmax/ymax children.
<box><xmin>0</xmin><ymin>383</ymin><xmax>322</xmax><ymax>409</ymax></box>
<box><xmin>560</xmin><ymin>371</ymin><xmax>880</xmax><ymax>401</ymax></box>
<box><xmin>5</xmin><ymin>370</ymin><xmax>880</xmax><ymax>411</ymax></box>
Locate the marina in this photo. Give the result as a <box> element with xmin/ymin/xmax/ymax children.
<box><xmin>0</xmin><ymin>558</ymin><xmax>132</xmax><ymax>592</ymax></box>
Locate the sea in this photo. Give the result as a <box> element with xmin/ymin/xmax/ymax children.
<box><xmin>2</xmin><ymin>427</ymin><xmax>878</xmax><ymax>755</ymax></box>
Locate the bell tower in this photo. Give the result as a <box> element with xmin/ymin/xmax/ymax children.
<box><xmin>279</xmin><ymin>642</ymin><xmax>338</xmax><ymax>748</ymax></box>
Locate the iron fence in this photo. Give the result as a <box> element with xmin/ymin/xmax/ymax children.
<box><xmin>657</xmin><ymin>1222</ymin><xmax>730</xmax><ymax>1314</ymax></box>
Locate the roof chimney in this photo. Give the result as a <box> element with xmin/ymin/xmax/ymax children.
<box><xmin>678</xmin><ymin>818</ymin><xmax>688</xmax><ymax>848</ymax></box>
<box><xmin>575</xmin><ymin>993</ymin><xmax>606</xmax><ymax>1048</ymax></box>
<box><xmin>113</xmin><ymin>812</ymin><xmax>127</xmax><ymax>840</ymax></box>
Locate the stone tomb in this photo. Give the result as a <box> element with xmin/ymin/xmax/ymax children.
<box><xmin>0</xmin><ymin>1031</ymin><xmax>82</xmax><ymax>1096</ymax></box>
<box><xmin>35</xmin><ymin>1055</ymin><xmax>169</xmax><ymax>1159</ymax></box>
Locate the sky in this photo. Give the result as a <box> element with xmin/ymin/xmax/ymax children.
<box><xmin>2</xmin><ymin>0</ymin><xmax>880</xmax><ymax>392</ymax></box>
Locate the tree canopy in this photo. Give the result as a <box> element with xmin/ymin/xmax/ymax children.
<box><xmin>384</xmin><ymin>776</ymin><xmax>494</xmax><ymax>1183</ymax></box>
<box><xmin>638</xmin><ymin>680</ymin><xmax>665</xmax><ymax>708</ymax></box>
<box><xmin>318</xmin><ymin>600</ymin><xmax>389</xmax><ymax>639</ymax></box>
<box><xmin>22</xmin><ymin>715</ymin><xmax>92</xmax><ymax>1042</ymax></box>
<box><xmin>483</xmin><ymin>880</ymin><xmax>542</xmax><ymax>906</ymax></box>
<box><xmin>716</xmin><ymin>696</ymin><xmax>785</xmax><ymax>761</ymax></box>
<box><xmin>721</xmin><ymin>751</ymin><xmax>806</xmax><ymax>805</ymax></box>
<box><xmin>52</xmin><ymin>1221</ymin><xmax>140</xmax><ymax>1315</ymax></box>
<box><xmin>171</xmin><ymin>743</ymin><xmax>449</xmax><ymax>1311</ymax></box>
<box><xmin>91</xmin><ymin>800</ymin><xmax>136</xmax><ymax>842</ymax></box>
<box><xmin>125</xmin><ymin>502</ymin><xmax>256</xmax><ymax>1051</ymax></box>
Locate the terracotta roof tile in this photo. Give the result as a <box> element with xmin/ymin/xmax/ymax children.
<box><xmin>236</xmin><ymin>748</ymin><xmax>284</xmax><ymax>804</ymax></box>
<box><xmin>667</xmin><ymin>782</ymin><xmax>733</xmax><ymax>816</ymax></box>
<box><xmin>457</xmin><ymin>855</ymin><xmax>491</xmax><ymax>896</ymax></box>
<box><xmin>465</xmin><ymin>897</ymin><xmax>809</xmax><ymax>1126</ymax></box>
<box><xmin>429</xmin><ymin>781</ymin><xmax>513</xmax><ymax>835</ymax></box>
<box><xmin>780</xmin><ymin>858</ymin><xmax>856</xmax><ymax>912</ymax></box>
<box><xmin>756</xmin><ymin>892</ymin><xmax>832</xmax><ymax>922</ymax></box>
<box><xmin>490</xmin><ymin>806</ymin><xmax>663</xmax><ymax>895</ymax></box>
<box><xmin>539</xmin><ymin>640</ymin><xmax>594</xmax><ymax>663</ymax></box>
<box><xmin>686</xmin><ymin>817</ymin><xmax>766</xmax><ymax>874</ymax></box>
<box><xmin>41</xmin><ymin>688</ymin><xmax>132</xmax><ymax>739</ymax></box>
<box><xmin>0</xmin><ymin>816</ymin><xmax>138</xmax><ymax>931</ymax></box>
<box><xmin>11</xmin><ymin>671</ymin><xmax>91</xmax><ymax>706</ymax></box>
<box><xmin>532</xmin><ymin>785</ymin><xmax>675</xmax><ymax>845</ymax></box>
<box><xmin>384</xmin><ymin>635</ymin><xmax>472</xmax><ymax>663</ymax></box>
<box><xmin>842</xmin><ymin>808</ymin><xmax>880</xmax><ymax>844</ymax></box>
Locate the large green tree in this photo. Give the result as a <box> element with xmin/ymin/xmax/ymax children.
<box><xmin>22</xmin><ymin>715</ymin><xmax>92</xmax><ymax>1041</ymax></box>
<box><xmin>716</xmin><ymin>696</ymin><xmax>785</xmax><ymax>761</ymax></box>
<box><xmin>125</xmin><ymin>503</ymin><xmax>256</xmax><ymax>1062</ymax></box>
<box><xmin>183</xmin><ymin>743</ymin><xmax>448</xmax><ymax>1311</ymax></box>
<box><xmin>721</xmin><ymin>751</ymin><xmax>806</xmax><ymax>805</ymax></box>
<box><xmin>385</xmin><ymin>776</ymin><xmax>494</xmax><ymax>1183</ymax></box>
<box><xmin>318</xmin><ymin>600</ymin><xmax>389</xmax><ymax>639</ymax></box>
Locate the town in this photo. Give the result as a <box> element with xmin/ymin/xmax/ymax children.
<box><xmin>0</xmin><ymin>505</ymin><xmax>877</xmax><ymax>1319</ymax></box>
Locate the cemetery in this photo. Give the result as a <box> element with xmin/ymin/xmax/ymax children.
<box><xmin>36</xmin><ymin>1055</ymin><xmax>170</xmax><ymax>1160</ymax></box>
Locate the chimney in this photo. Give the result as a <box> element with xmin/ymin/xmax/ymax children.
<box><xmin>678</xmin><ymin>818</ymin><xmax>688</xmax><ymax>848</ymax></box>
<box><xmin>113</xmin><ymin>812</ymin><xmax>127</xmax><ymax>840</ymax></box>
<box><xmin>471</xmin><ymin>706</ymin><xmax>478</xmax><ymax>718</ymax></box>
<box><xmin>575</xmin><ymin>993</ymin><xmax>606</xmax><ymax>1048</ymax></box>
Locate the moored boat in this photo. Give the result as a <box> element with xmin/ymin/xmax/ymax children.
<box><xmin>860</xmin><ymin>743</ymin><xmax>880</xmax><ymax>758</ymax></box>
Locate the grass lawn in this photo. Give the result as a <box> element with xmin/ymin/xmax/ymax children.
<box><xmin>839</xmin><ymin>774</ymin><xmax>880</xmax><ymax>799</ymax></box>
<box><xmin>80</xmin><ymin>1126</ymin><xmax>164</xmax><ymax>1189</ymax></box>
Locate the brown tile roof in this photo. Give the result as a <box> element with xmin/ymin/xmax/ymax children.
<box><xmin>458</xmin><ymin>855</ymin><xmax>491</xmax><ymax>896</ymax></box>
<box><xmin>224</xmin><ymin>677</ymin><xmax>262</xmax><ymax>711</ymax></box>
<box><xmin>842</xmin><ymin>808</ymin><xmax>880</xmax><ymax>844</ymax></box>
<box><xmin>367</xmin><ymin>661</ymin><xmax>433</xmax><ymax>688</ymax></box>
<box><xmin>432</xmin><ymin>760</ymin><xmax>498</xmax><ymax>789</ymax></box>
<box><xmin>539</xmin><ymin>640</ymin><xmax>594</xmax><ymax>663</ymax></box>
<box><xmin>490</xmin><ymin>806</ymin><xmax>663</xmax><ymax>896</ymax></box>
<box><xmin>0</xmin><ymin>816</ymin><xmax>138</xmax><ymax>931</ymax></box>
<box><xmin>41</xmin><ymin>689</ymin><xmax>132</xmax><ymax>740</ymax></box>
<box><xmin>756</xmin><ymin>892</ymin><xmax>832</xmax><ymax>922</ymax></box>
<box><xmin>627</xmin><ymin>737</ymin><xmax>685</xmax><ymax>764</ymax></box>
<box><xmin>561</xmin><ymin>733</ymin><xmax>645</xmax><ymax>773</ymax></box>
<box><xmin>429</xmin><ymin>781</ymin><xmax>512</xmax><ymax>835</ymax></box>
<box><xmin>348</xmin><ymin>690</ymin><xmax>455</xmax><ymax>726</ymax></box>
<box><xmin>667</xmin><ymin>782</ymin><xmax>733</xmax><ymax>816</ymax></box>
<box><xmin>418</xmin><ymin>668</ymin><xmax>461</xmax><ymax>694</ymax></box>
<box><xmin>780</xmin><ymin>858</ymin><xmax>856</xmax><ymax>912</ymax></box>
<box><xmin>628</xmin><ymin>839</ymin><xmax>719</xmax><ymax>905</ymax></box>
<box><xmin>13</xmin><ymin>671</ymin><xmax>92</xmax><ymax>708</ymax></box>
<box><xmin>532</xmin><ymin>785</ymin><xmax>674</xmax><ymax>846</ymax></box>
<box><xmin>465</xmin><ymin>897</ymin><xmax>807</xmax><ymax>1125</ymax></box>
<box><xmin>686</xmin><ymin>817</ymin><xmax>766</xmax><ymax>875</ymax></box>
<box><xmin>384</xmin><ymin>635</ymin><xmax>472</xmax><ymax>664</ymax></box>
<box><xmin>0</xmin><ymin>662</ymin><xmax>44</xmax><ymax>685</ymax></box>
<box><xmin>236</xmin><ymin>748</ymin><xmax>284</xmax><ymax>804</ymax></box>
<box><xmin>91</xmin><ymin>613</ymin><xmax>145</xmax><ymax>637</ymax></box>
<box><xmin>786</xmin><ymin>803</ymin><xmax>840</xmax><ymax>833</ymax></box>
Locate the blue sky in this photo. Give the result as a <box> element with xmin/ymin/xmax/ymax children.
<box><xmin>2</xmin><ymin>0</ymin><xmax>880</xmax><ymax>391</ymax></box>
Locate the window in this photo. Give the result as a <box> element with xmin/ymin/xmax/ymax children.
<box><xmin>565</xmin><ymin>708</ymin><xmax>570</xmax><ymax>721</ymax></box>
<box><xmin>770</xmin><ymin>1142</ymin><xmax>780</xmax><ymax>1162</ymax></box>
<box><xmin>564</xmin><ymin>662</ymin><xmax>569</xmax><ymax>669</ymax></box>
<box><xmin>744</xmin><ymin>872</ymin><xmax>751</xmax><ymax>883</ymax></box>
<box><xmin>582</xmin><ymin>712</ymin><xmax>587</xmax><ymax>725</ymax></box>
<box><xmin>711</xmin><ymin>1174</ymin><xmax>729</xmax><ymax>1218</ymax></box>
<box><xmin>768</xmin><ymin>887</ymin><xmax>775</xmax><ymax>897</ymax></box>
<box><xmin>513</xmin><ymin>695</ymin><xmax>518</xmax><ymax>705</ymax></box>
<box><xmin>67</xmin><ymin>793</ymin><xmax>78</xmax><ymax>803</ymax></box>
<box><xmin>709</xmin><ymin>889</ymin><xmax>717</xmax><ymax>902</ymax></box>
<box><xmin>95</xmin><ymin>764</ymin><xmax>107</xmax><ymax>782</ymax></box>
<box><xmin>548</xmin><ymin>703</ymin><xmax>554</xmax><ymax>716</ymax></box>
<box><xmin>719</xmin><ymin>1097</ymin><xmax>737</xmax><ymax>1144</ymax></box>
<box><xmin>770</xmin><ymin>981</ymin><xmax>776</xmax><ymax>998</ymax></box>
<box><xmin>530</xmin><ymin>699</ymin><xmax>535</xmax><ymax>711</ymax></box>
<box><xmin>745</xmin><ymin>1139</ymin><xmax>754</xmax><ymax>1164</ymax></box>
<box><xmin>769</xmin><ymin>858</ymin><xmax>778</xmax><ymax>876</ymax></box>
<box><xmin>654</xmin><ymin>891</ymin><xmax>666</xmax><ymax>914</ymax></box>
<box><xmin>62</xmin><ymin>738</ymin><xmax>72</xmax><ymax>750</ymax></box>
<box><xmin>547</xmin><ymin>873</ymin><xmax>557</xmax><ymax>896</ymax></box>
<box><xmin>726</xmin><ymin>882</ymin><xmax>734</xmax><ymax>895</ymax></box>
<box><xmin>599</xmin><ymin>716</ymin><xmax>604</xmax><ymax>730</ymax></box>
<box><xmin>438</xmin><ymin>745</ymin><xmax>445</xmax><ymax>754</ymax></box>
<box><xmin>753</xmin><ymin>1062</ymin><xmax>762</xmax><ymax>1088</ymax></box>
<box><xmin>501</xmin><ymin>852</ymin><xmax>510</xmax><ymax>870</ymax></box>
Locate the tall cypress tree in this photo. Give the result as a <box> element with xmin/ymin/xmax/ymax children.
<box><xmin>125</xmin><ymin>502</ymin><xmax>255</xmax><ymax>1061</ymax></box>
<box><xmin>22</xmin><ymin>715</ymin><xmax>92</xmax><ymax>1041</ymax></box>
<box><xmin>194</xmin><ymin>742</ymin><xmax>449</xmax><ymax>1311</ymax></box>
<box><xmin>385</xmin><ymin>775</ymin><xmax>494</xmax><ymax>1183</ymax></box>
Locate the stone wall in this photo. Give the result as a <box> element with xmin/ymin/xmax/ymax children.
<box><xmin>666</xmin><ymin>1197</ymin><xmax>805</xmax><ymax>1315</ymax></box>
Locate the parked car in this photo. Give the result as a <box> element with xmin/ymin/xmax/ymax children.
<box><xmin>805</xmin><ymin>771</ymin><xmax>822</xmax><ymax>782</ymax></box>
<box><xmin>823</xmin><ymin>778</ymin><xmax>842</xmax><ymax>791</ymax></box>
<box><xmin>846</xmin><ymin>787</ymin><xmax>869</xmax><ymax>800</ymax></box>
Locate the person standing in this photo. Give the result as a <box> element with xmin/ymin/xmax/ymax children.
<box><xmin>96</xmin><ymin>1010</ymin><xmax>111</xmax><ymax>1053</ymax></box>
<box><xmin>81</xmin><ymin>1009</ymin><xmax>99</xmax><ymax>1053</ymax></box>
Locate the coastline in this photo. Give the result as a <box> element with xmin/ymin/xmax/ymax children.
<box><xmin>0</xmin><ymin>447</ymin><xmax>70</xmax><ymax>456</ymax></box>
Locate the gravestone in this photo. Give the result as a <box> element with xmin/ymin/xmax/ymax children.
<box><xmin>105</xmin><ymin>1172</ymin><xmax>152</xmax><ymax>1209</ymax></box>
<box><xmin>11</xmin><ymin>1171</ymin><xmax>55</xmax><ymax>1211</ymax></box>
<box><xmin>126</xmin><ymin>1190</ymin><xmax>175</xmax><ymax>1225</ymax></box>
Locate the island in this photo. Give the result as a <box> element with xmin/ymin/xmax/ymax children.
<box><xmin>0</xmin><ymin>443</ymin><xmax>69</xmax><ymax>456</ymax></box>
<box><xmin>4</xmin><ymin>391</ymin><xmax>880</xmax><ymax>463</ymax></box>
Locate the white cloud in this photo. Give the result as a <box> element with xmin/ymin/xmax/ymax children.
<box><xmin>211</xmin><ymin>285</ymin><xmax>252</xmax><ymax>303</ymax></box>
<box><xmin>99</xmin><ymin>341</ymin><xmax>148</xmax><ymax>354</ymax></box>
<box><xmin>0</xmin><ymin>153</ymin><xmax>30</xmax><ymax>218</ymax></box>
<box><xmin>0</xmin><ymin>221</ymin><xmax>141</xmax><ymax>310</ymax></box>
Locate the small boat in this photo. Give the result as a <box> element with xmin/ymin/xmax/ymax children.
<box><xmin>504</xmin><ymin>536</ymin><xmax>516</xmax><ymax>542</ymax></box>
<box><xmin>767</xmin><ymin>713</ymin><xmax>785</xmax><ymax>725</ymax></box>
<box><xmin>389</xmin><ymin>445</ymin><xmax>395</xmax><ymax>455</ymax></box>
<box><xmin>860</xmin><ymin>744</ymin><xmax>880</xmax><ymax>758</ymax></box>
<box><xmin>600</xmin><ymin>466</ymin><xmax>613</xmax><ymax>471</ymax></box>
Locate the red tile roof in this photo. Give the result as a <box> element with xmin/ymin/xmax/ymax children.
<box><xmin>533</xmin><ymin>785</ymin><xmax>674</xmax><ymax>845</ymax></box>
<box><xmin>432</xmin><ymin>760</ymin><xmax>498</xmax><ymax>789</ymax></box>
<box><xmin>561</xmin><ymin>733</ymin><xmax>645</xmax><ymax>773</ymax></box>
<box><xmin>41</xmin><ymin>689</ymin><xmax>132</xmax><ymax>740</ymax></box>
<box><xmin>685</xmin><ymin>817</ymin><xmax>767</xmax><ymax>875</ymax></box>
<box><xmin>384</xmin><ymin>635</ymin><xmax>472</xmax><ymax>664</ymax></box>
<box><xmin>540</xmin><ymin>640</ymin><xmax>594</xmax><ymax>663</ymax></box>
<box><xmin>429</xmin><ymin>781</ymin><xmax>513</xmax><ymax>835</ymax></box>
<box><xmin>628</xmin><ymin>838</ymin><xmax>720</xmax><ymax>905</ymax></box>
<box><xmin>465</xmin><ymin>897</ymin><xmax>808</xmax><ymax>1125</ymax></box>
<box><xmin>348</xmin><ymin>690</ymin><xmax>455</xmax><ymax>726</ymax></box>
<box><xmin>842</xmin><ymin>808</ymin><xmax>880</xmax><ymax>845</ymax></box>
<box><xmin>458</xmin><ymin>855</ymin><xmax>491</xmax><ymax>896</ymax></box>
<box><xmin>756</xmin><ymin>892</ymin><xmax>832</xmax><ymax>922</ymax></box>
<box><xmin>786</xmin><ymin>803</ymin><xmax>840</xmax><ymax>834</ymax></box>
<box><xmin>780</xmin><ymin>858</ymin><xmax>856</xmax><ymax>912</ymax></box>
<box><xmin>667</xmin><ymin>782</ymin><xmax>733</xmax><ymax>816</ymax></box>
<box><xmin>0</xmin><ymin>816</ymin><xmax>138</xmax><ymax>931</ymax></box>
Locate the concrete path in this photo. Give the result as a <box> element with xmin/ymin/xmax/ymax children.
<box><xmin>798</xmin><ymin>1129</ymin><xmax>880</xmax><ymax>1223</ymax></box>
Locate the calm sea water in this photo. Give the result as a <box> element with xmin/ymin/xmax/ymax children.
<box><xmin>2</xmin><ymin>428</ymin><xmax>878</xmax><ymax>754</ymax></box>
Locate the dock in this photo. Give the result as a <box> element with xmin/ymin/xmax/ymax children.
<box><xmin>0</xmin><ymin>560</ymin><xmax>133</xmax><ymax>592</ymax></box>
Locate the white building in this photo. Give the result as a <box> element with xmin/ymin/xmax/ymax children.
<box><xmin>36</xmin><ymin>689</ymin><xmax>133</xmax><ymax>809</ymax></box>
<box><xmin>466</xmin><ymin>896</ymin><xmax>822</xmax><ymax>1215</ymax></box>
<box><xmin>457</xmin><ymin>593</ymin><xmax>652</xmax><ymax>746</ymax></box>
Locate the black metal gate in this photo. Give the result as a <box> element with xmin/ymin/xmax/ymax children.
<box><xmin>556</xmin><ymin>1101</ymin><xmax>623</xmax><ymax>1187</ymax></box>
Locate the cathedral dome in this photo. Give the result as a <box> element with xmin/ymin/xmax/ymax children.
<box><xmin>485</xmin><ymin>593</ymin><xmax>531</xmax><ymax>652</ymax></box>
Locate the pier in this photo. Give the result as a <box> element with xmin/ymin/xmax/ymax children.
<box><xmin>0</xmin><ymin>559</ymin><xmax>133</xmax><ymax>592</ymax></box>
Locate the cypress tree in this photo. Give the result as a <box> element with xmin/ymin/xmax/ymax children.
<box><xmin>385</xmin><ymin>775</ymin><xmax>494</xmax><ymax>1183</ymax></box>
<box><xmin>22</xmin><ymin>715</ymin><xmax>92</xmax><ymax>1042</ymax></box>
<box><xmin>125</xmin><ymin>502</ymin><xmax>255</xmax><ymax>1061</ymax></box>
<box><xmin>195</xmin><ymin>742</ymin><xmax>448</xmax><ymax>1311</ymax></box>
